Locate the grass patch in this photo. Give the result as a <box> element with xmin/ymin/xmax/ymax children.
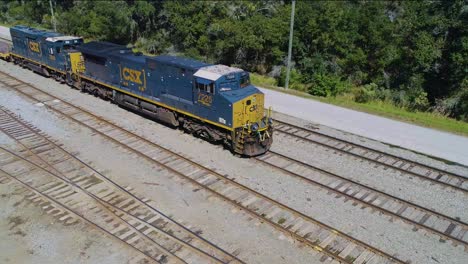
<box><xmin>251</xmin><ymin>74</ymin><xmax>468</xmax><ymax>137</ymax></box>
<box><xmin>277</xmin><ymin>217</ymin><xmax>286</xmax><ymax>225</ymax></box>
<box><xmin>250</xmin><ymin>73</ymin><xmax>278</xmax><ymax>90</ymax></box>
<box><xmin>0</xmin><ymin>22</ymin><xmax>49</xmax><ymax>30</ymax></box>
<box><xmin>0</xmin><ymin>22</ymin><xmax>14</xmax><ymax>27</ymax></box>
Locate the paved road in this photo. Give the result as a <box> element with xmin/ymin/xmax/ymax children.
<box><xmin>0</xmin><ymin>25</ymin><xmax>11</xmax><ymax>41</ymax></box>
<box><xmin>261</xmin><ymin>88</ymin><xmax>468</xmax><ymax>166</ymax></box>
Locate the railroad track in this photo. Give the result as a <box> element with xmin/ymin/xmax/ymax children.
<box><xmin>273</xmin><ymin>119</ymin><xmax>468</xmax><ymax>194</ymax></box>
<box><xmin>0</xmin><ymin>167</ymin><xmax>156</xmax><ymax>264</ymax></box>
<box><xmin>0</xmin><ymin>35</ymin><xmax>12</xmax><ymax>44</ymax></box>
<box><xmin>0</xmin><ymin>106</ymin><xmax>241</xmax><ymax>264</ymax></box>
<box><xmin>0</xmin><ymin>71</ymin><xmax>407</xmax><ymax>263</ymax></box>
<box><xmin>256</xmin><ymin>150</ymin><xmax>468</xmax><ymax>249</ymax></box>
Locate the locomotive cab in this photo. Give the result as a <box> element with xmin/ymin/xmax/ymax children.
<box><xmin>229</xmin><ymin>86</ymin><xmax>273</xmax><ymax>156</ymax></box>
<box><xmin>193</xmin><ymin>66</ymin><xmax>273</xmax><ymax>156</ymax></box>
<box><xmin>10</xmin><ymin>26</ymin><xmax>83</xmax><ymax>77</ymax></box>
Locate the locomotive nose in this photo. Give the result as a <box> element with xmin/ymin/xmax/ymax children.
<box><xmin>230</xmin><ymin>90</ymin><xmax>265</xmax><ymax>129</ymax></box>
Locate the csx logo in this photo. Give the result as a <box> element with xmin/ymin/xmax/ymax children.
<box><xmin>122</xmin><ymin>67</ymin><xmax>143</xmax><ymax>85</ymax></box>
<box><xmin>29</xmin><ymin>41</ymin><xmax>40</xmax><ymax>53</ymax></box>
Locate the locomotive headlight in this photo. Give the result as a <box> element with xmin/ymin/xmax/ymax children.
<box><xmin>251</xmin><ymin>122</ymin><xmax>259</xmax><ymax>132</ymax></box>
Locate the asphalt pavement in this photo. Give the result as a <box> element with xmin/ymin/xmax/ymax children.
<box><xmin>0</xmin><ymin>25</ymin><xmax>11</xmax><ymax>40</ymax></box>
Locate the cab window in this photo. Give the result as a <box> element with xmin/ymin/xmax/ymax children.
<box><xmin>240</xmin><ymin>75</ymin><xmax>250</xmax><ymax>88</ymax></box>
<box><xmin>196</xmin><ymin>81</ymin><xmax>215</xmax><ymax>94</ymax></box>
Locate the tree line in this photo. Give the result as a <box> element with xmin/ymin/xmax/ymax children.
<box><xmin>1</xmin><ymin>0</ymin><xmax>466</xmax><ymax>121</ymax></box>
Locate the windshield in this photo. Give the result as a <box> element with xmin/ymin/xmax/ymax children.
<box><xmin>219</xmin><ymin>80</ymin><xmax>238</xmax><ymax>92</ymax></box>
<box><xmin>240</xmin><ymin>75</ymin><xmax>250</xmax><ymax>88</ymax></box>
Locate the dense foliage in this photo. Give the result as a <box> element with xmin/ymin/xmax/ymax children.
<box><xmin>1</xmin><ymin>0</ymin><xmax>467</xmax><ymax>121</ymax></box>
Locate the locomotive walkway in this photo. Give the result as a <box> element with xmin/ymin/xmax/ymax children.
<box><xmin>261</xmin><ymin>88</ymin><xmax>468</xmax><ymax>166</ymax></box>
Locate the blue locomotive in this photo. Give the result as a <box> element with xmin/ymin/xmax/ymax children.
<box><xmin>9</xmin><ymin>25</ymin><xmax>83</xmax><ymax>80</ymax></box>
<box><xmin>4</xmin><ymin>26</ymin><xmax>273</xmax><ymax>156</ymax></box>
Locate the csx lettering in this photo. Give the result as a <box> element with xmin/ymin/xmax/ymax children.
<box><xmin>198</xmin><ymin>93</ymin><xmax>213</xmax><ymax>106</ymax></box>
<box><xmin>122</xmin><ymin>68</ymin><xmax>143</xmax><ymax>85</ymax></box>
<box><xmin>29</xmin><ymin>42</ymin><xmax>40</xmax><ymax>53</ymax></box>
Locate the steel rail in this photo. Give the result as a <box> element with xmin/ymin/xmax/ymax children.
<box><xmin>273</xmin><ymin>119</ymin><xmax>468</xmax><ymax>194</ymax></box>
<box><xmin>0</xmin><ymin>167</ymin><xmax>159</xmax><ymax>264</ymax></box>
<box><xmin>0</xmin><ymin>71</ymin><xmax>407</xmax><ymax>264</ymax></box>
<box><xmin>256</xmin><ymin>150</ymin><xmax>468</xmax><ymax>248</ymax></box>
<box><xmin>0</xmin><ymin>106</ymin><xmax>238</xmax><ymax>264</ymax></box>
<box><xmin>0</xmin><ymin>35</ymin><xmax>12</xmax><ymax>44</ymax></box>
<box><xmin>0</xmin><ymin>146</ymin><xmax>190</xmax><ymax>264</ymax></box>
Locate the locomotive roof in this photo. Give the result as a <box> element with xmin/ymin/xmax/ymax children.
<box><xmin>11</xmin><ymin>25</ymin><xmax>64</xmax><ymax>39</ymax></box>
<box><xmin>77</xmin><ymin>41</ymin><xmax>240</xmax><ymax>79</ymax></box>
<box><xmin>119</xmin><ymin>52</ymin><xmax>146</xmax><ymax>63</ymax></box>
<box><xmin>151</xmin><ymin>55</ymin><xmax>211</xmax><ymax>71</ymax></box>
<box><xmin>194</xmin><ymin>65</ymin><xmax>243</xmax><ymax>81</ymax></box>
<box><xmin>77</xmin><ymin>41</ymin><xmax>130</xmax><ymax>58</ymax></box>
<box><xmin>46</xmin><ymin>36</ymin><xmax>82</xmax><ymax>42</ymax></box>
<box><xmin>151</xmin><ymin>56</ymin><xmax>244</xmax><ymax>81</ymax></box>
